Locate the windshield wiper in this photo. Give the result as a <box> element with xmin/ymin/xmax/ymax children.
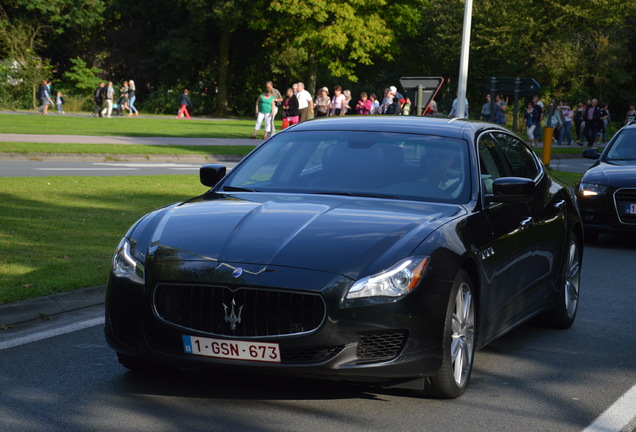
<box><xmin>221</xmin><ymin>186</ymin><xmax>257</xmax><ymax>192</ymax></box>
<box><xmin>310</xmin><ymin>191</ymin><xmax>402</xmax><ymax>200</ymax></box>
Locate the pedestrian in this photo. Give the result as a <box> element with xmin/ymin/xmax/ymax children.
<box><xmin>558</xmin><ymin>102</ymin><xmax>573</xmax><ymax>145</ymax></box>
<box><xmin>493</xmin><ymin>95</ymin><xmax>507</xmax><ymax>125</ymax></box>
<box><xmin>532</xmin><ymin>95</ymin><xmax>544</xmax><ymax>143</ymax></box>
<box><xmin>379</xmin><ymin>88</ymin><xmax>393</xmax><ymax>114</ymax></box>
<box><xmin>626</xmin><ymin>104</ymin><xmax>636</xmax><ymax>125</ymax></box>
<box><xmin>343</xmin><ymin>90</ymin><xmax>354</xmax><ymax>115</ymax></box>
<box><xmin>314</xmin><ymin>87</ymin><xmax>332</xmax><ymax>118</ymax></box>
<box><xmin>295</xmin><ymin>82</ymin><xmax>314</xmax><ymax>122</ymax></box>
<box><xmin>36</xmin><ymin>79</ymin><xmax>53</xmax><ymax>115</ymax></box>
<box><xmin>598</xmin><ymin>103</ymin><xmax>610</xmax><ymax>144</ymax></box>
<box><xmin>101</xmin><ymin>81</ymin><xmax>114</xmax><ymax>118</ymax></box>
<box><xmin>118</xmin><ymin>81</ymin><xmax>130</xmax><ymax>114</ymax></box>
<box><xmin>449</xmin><ymin>93</ymin><xmax>469</xmax><ymax>118</ymax></box>
<box><xmin>544</xmin><ymin>101</ymin><xmax>564</xmax><ymax>143</ymax></box>
<box><xmin>92</xmin><ymin>82</ymin><xmax>106</xmax><ymax>117</ymax></box>
<box><xmin>574</xmin><ymin>101</ymin><xmax>585</xmax><ymax>145</ymax></box>
<box><xmin>423</xmin><ymin>99</ymin><xmax>438</xmax><ymax>116</ymax></box>
<box><xmin>524</xmin><ymin>101</ymin><xmax>538</xmax><ymax>147</ymax></box>
<box><xmin>252</xmin><ymin>88</ymin><xmax>275</xmax><ymax>139</ymax></box>
<box><xmin>55</xmin><ymin>91</ymin><xmax>65</xmax><ymax>114</ymax></box>
<box><xmin>369</xmin><ymin>93</ymin><xmax>380</xmax><ymax>115</ymax></box>
<box><xmin>583</xmin><ymin>98</ymin><xmax>602</xmax><ymax>147</ymax></box>
<box><xmin>176</xmin><ymin>89</ymin><xmax>192</xmax><ymax>120</ymax></box>
<box><xmin>281</xmin><ymin>87</ymin><xmax>299</xmax><ymax>128</ymax></box>
<box><xmin>355</xmin><ymin>92</ymin><xmax>372</xmax><ymax>115</ymax></box>
<box><xmin>331</xmin><ymin>86</ymin><xmax>346</xmax><ymax>116</ymax></box>
<box><xmin>480</xmin><ymin>94</ymin><xmax>491</xmax><ymax>121</ymax></box>
<box><xmin>127</xmin><ymin>79</ymin><xmax>139</xmax><ymax>116</ymax></box>
<box><xmin>266</xmin><ymin>81</ymin><xmax>283</xmax><ymax>135</ymax></box>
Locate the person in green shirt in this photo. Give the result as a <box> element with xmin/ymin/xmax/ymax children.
<box><xmin>252</xmin><ymin>89</ymin><xmax>274</xmax><ymax>139</ymax></box>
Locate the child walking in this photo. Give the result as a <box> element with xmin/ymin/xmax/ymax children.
<box><xmin>56</xmin><ymin>91</ymin><xmax>65</xmax><ymax>114</ymax></box>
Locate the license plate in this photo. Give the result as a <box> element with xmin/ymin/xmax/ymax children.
<box><xmin>182</xmin><ymin>335</ymin><xmax>281</xmax><ymax>363</ymax></box>
<box><xmin>627</xmin><ymin>204</ymin><xmax>636</xmax><ymax>214</ymax></box>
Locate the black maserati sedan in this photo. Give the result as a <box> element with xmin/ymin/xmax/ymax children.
<box><xmin>105</xmin><ymin>116</ymin><xmax>583</xmax><ymax>398</ymax></box>
<box><xmin>578</xmin><ymin>122</ymin><xmax>636</xmax><ymax>242</ymax></box>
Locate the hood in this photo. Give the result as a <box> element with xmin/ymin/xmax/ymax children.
<box><xmin>583</xmin><ymin>161</ymin><xmax>636</xmax><ymax>187</ymax></box>
<box><xmin>137</xmin><ymin>193</ymin><xmax>463</xmax><ymax>278</ymax></box>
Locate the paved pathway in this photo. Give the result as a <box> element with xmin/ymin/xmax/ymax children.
<box><xmin>0</xmin><ymin>133</ymin><xmax>255</xmax><ymax>146</ymax></box>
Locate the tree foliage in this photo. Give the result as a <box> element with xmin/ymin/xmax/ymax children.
<box><xmin>0</xmin><ymin>0</ymin><xmax>635</xmax><ymax>116</ymax></box>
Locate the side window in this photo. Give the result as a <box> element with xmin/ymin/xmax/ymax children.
<box><xmin>478</xmin><ymin>133</ymin><xmax>509</xmax><ymax>194</ymax></box>
<box><xmin>492</xmin><ymin>133</ymin><xmax>541</xmax><ymax>179</ymax></box>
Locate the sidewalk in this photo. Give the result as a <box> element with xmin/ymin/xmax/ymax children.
<box><xmin>0</xmin><ymin>285</ymin><xmax>105</xmax><ymax>327</ymax></box>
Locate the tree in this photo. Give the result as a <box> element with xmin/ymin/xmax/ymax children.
<box><xmin>263</xmin><ymin>0</ymin><xmax>427</xmax><ymax>95</ymax></box>
<box><xmin>0</xmin><ymin>7</ymin><xmax>52</xmax><ymax>108</ymax></box>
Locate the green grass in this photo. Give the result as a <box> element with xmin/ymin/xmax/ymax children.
<box><xmin>0</xmin><ymin>114</ymin><xmax>263</xmax><ymax>138</ymax></box>
<box><xmin>0</xmin><ymin>175</ymin><xmax>207</xmax><ymax>304</ymax></box>
<box><xmin>548</xmin><ymin>170</ymin><xmax>583</xmax><ymax>188</ymax></box>
<box><xmin>0</xmin><ymin>142</ymin><xmax>256</xmax><ymax>156</ymax></box>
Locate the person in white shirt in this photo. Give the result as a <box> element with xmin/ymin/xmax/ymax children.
<box><xmin>296</xmin><ymin>82</ymin><xmax>314</xmax><ymax>122</ymax></box>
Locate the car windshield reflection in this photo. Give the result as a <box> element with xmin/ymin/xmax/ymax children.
<box><xmin>221</xmin><ymin>131</ymin><xmax>471</xmax><ymax>204</ymax></box>
<box><xmin>606</xmin><ymin>129</ymin><xmax>636</xmax><ymax>161</ymax></box>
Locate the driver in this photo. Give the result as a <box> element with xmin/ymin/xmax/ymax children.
<box><xmin>419</xmin><ymin>144</ymin><xmax>461</xmax><ymax>191</ymax></box>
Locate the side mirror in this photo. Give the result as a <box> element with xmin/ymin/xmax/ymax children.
<box><xmin>487</xmin><ymin>177</ymin><xmax>535</xmax><ymax>203</ymax></box>
<box><xmin>582</xmin><ymin>148</ymin><xmax>600</xmax><ymax>160</ymax></box>
<box><xmin>199</xmin><ymin>164</ymin><xmax>227</xmax><ymax>187</ymax></box>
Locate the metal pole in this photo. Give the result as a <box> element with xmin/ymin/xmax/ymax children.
<box><xmin>513</xmin><ymin>78</ymin><xmax>521</xmax><ymax>132</ymax></box>
<box><xmin>455</xmin><ymin>0</ymin><xmax>473</xmax><ymax>119</ymax></box>
<box><xmin>490</xmin><ymin>77</ymin><xmax>497</xmax><ymax>123</ymax></box>
<box><xmin>417</xmin><ymin>85</ymin><xmax>424</xmax><ymax>116</ymax></box>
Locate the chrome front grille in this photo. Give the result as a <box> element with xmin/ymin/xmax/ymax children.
<box><xmin>153</xmin><ymin>284</ymin><xmax>326</xmax><ymax>338</ymax></box>
<box><xmin>615</xmin><ymin>188</ymin><xmax>636</xmax><ymax>224</ymax></box>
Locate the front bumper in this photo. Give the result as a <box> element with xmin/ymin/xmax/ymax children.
<box><xmin>104</xmin><ymin>272</ymin><xmax>453</xmax><ymax>384</ymax></box>
<box><xmin>578</xmin><ymin>188</ymin><xmax>636</xmax><ymax>235</ymax></box>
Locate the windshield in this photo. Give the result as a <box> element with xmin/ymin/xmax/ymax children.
<box><xmin>606</xmin><ymin>129</ymin><xmax>636</xmax><ymax>161</ymax></box>
<box><xmin>221</xmin><ymin>131</ymin><xmax>471</xmax><ymax>204</ymax></box>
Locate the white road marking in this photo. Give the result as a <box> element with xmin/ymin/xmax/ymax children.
<box><xmin>581</xmin><ymin>384</ymin><xmax>636</xmax><ymax>432</ymax></box>
<box><xmin>36</xmin><ymin>168</ymin><xmax>138</xmax><ymax>171</ymax></box>
<box><xmin>0</xmin><ymin>316</ymin><xmax>104</xmax><ymax>351</ymax></box>
<box><xmin>94</xmin><ymin>163</ymin><xmax>201</xmax><ymax>168</ymax></box>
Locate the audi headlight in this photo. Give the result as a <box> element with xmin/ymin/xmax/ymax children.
<box><xmin>346</xmin><ymin>257</ymin><xmax>429</xmax><ymax>299</ymax></box>
<box><xmin>112</xmin><ymin>238</ymin><xmax>145</xmax><ymax>285</ymax></box>
<box><xmin>579</xmin><ymin>183</ymin><xmax>608</xmax><ymax>197</ymax></box>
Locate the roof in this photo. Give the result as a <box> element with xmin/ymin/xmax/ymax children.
<box><xmin>286</xmin><ymin>115</ymin><xmax>506</xmax><ymax>139</ymax></box>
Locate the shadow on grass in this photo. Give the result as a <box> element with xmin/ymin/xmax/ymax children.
<box><xmin>0</xmin><ymin>178</ymin><xmax>206</xmax><ymax>304</ymax></box>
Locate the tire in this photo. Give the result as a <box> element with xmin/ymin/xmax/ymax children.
<box><xmin>533</xmin><ymin>233</ymin><xmax>581</xmax><ymax>329</ymax></box>
<box><xmin>423</xmin><ymin>269</ymin><xmax>476</xmax><ymax>399</ymax></box>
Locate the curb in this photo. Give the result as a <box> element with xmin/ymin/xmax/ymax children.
<box><xmin>0</xmin><ymin>285</ymin><xmax>105</xmax><ymax>327</ymax></box>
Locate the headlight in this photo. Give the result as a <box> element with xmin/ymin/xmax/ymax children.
<box><xmin>112</xmin><ymin>238</ymin><xmax>145</xmax><ymax>285</ymax></box>
<box><xmin>346</xmin><ymin>257</ymin><xmax>429</xmax><ymax>299</ymax></box>
<box><xmin>579</xmin><ymin>183</ymin><xmax>608</xmax><ymax>197</ymax></box>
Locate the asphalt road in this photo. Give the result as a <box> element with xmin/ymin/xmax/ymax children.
<box><xmin>0</xmin><ymin>160</ymin><xmax>238</xmax><ymax>177</ymax></box>
<box><xmin>1</xmin><ymin>239</ymin><xmax>635</xmax><ymax>432</ymax></box>
<box><xmin>0</xmin><ymin>154</ymin><xmax>593</xmax><ymax>177</ymax></box>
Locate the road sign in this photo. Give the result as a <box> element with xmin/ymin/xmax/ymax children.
<box><xmin>399</xmin><ymin>77</ymin><xmax>444</xmax><ymax>116</ymax></box>
<box><xmin>483</xmin><ymin>77</ymin><xmax>541</xmax><ymax>132</ymax></box>
<box><xmin>483</xmin><ymin>77</ymin><xmax>540</xmax><ymax>97</ymax></box>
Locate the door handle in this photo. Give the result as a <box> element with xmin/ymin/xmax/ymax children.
<box><xmin>520</xmin><ymin>217</ymin><xmax>533</xmax><ymax>228</ymax></box>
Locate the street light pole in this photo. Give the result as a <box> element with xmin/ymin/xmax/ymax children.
<box><xmin>455</xmin><ymin>0</ymin><xmax>473</xmax><ymax>119</ymax></box>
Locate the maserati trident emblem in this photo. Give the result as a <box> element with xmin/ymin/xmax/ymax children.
<box><xmin>223</xmin><ymin>298</ymin><xmax>243</xmax><ymax>330</ymax></box>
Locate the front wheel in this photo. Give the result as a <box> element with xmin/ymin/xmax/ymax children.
<box><xmin>423</xmin><ymin>269</ymin><xmax>476</xmax><ymax>399</ymax></box>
